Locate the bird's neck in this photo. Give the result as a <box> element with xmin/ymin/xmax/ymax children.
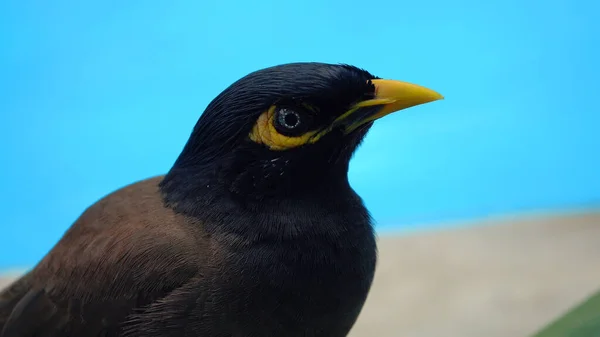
<box><xmin>159</xmin><ymin>163</ymin><xmax>370</xmax><ymax>241</ymax></box>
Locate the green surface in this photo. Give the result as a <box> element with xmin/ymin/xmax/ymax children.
<box><xmin>532</xmin><ymin>288</ymin><xmax>600</xmax><ymax>337</ymax></box>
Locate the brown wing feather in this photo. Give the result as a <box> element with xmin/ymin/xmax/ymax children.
<box><xmin>0</xmin><ymin>272</ymin><xmax>33</xmax><ymax>330</ymax></box>
<box><xmin>0</xmin><ymin>177</ymin><xmax>211</xmax><ymax>337</ymax></box>
<box><xmin>1</xmin><ymin>287</ymin><xmax>68</xmax><ymax>337</ymax></box>
<box><xmin>121</xmin><ymin>276</ymin><xmax>208</xmax><ymax>337</ymax></box>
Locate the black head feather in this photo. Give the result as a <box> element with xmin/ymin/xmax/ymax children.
<box><xmin>160</xmin><ymin>62</ymin><xmax>380</xmax><ymax>212</ymax></box>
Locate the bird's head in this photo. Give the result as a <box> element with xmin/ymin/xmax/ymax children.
<box><xmin>162</xmin><ymin>62</ymin><xmax>442</xmax><ymax>204</ymax></box>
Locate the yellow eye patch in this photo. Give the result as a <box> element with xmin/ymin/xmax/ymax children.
<box><xmin>248</xmin><ymin>105</ymin><xmax>320</xmax><ymax>151</ymax></box>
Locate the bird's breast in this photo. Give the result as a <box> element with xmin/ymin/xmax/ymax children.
<box><xmin>211</xmin><ymin>227</ymin><xmax>377</xmax><ymax>336</ymax></box>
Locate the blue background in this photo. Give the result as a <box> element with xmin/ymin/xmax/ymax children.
<box><xmin>1</xmin><ymin>0</ymin><xmax>599</xmax><ymax>269</ymax></box>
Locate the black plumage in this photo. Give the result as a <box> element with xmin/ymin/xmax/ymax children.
<box><xmin>0</xmin><ymin>62</ymin><xmax>442</xmax><ymax>337</ymax></box>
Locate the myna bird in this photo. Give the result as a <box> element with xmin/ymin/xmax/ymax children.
<box><xmin>0</xmin><ymin>62</ymin><xmax>442</xmax><ymax>337</ymax></box>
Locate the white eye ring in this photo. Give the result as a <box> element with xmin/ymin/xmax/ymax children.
<box><xmin>277</xmin><ymin>108</ymin><xmax>301</xmax><ymax>129</ymax></box>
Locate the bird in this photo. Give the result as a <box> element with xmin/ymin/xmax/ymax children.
<box><xmin>0</xmin><ymin>62</ymin><xmax>442</xmax><ymax>337</ymax></box>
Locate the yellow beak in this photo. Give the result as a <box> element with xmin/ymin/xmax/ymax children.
<box><xmin>338</xmin><ymin>79</ymin><xmax>443</xmax><ymax>133</ymax></box>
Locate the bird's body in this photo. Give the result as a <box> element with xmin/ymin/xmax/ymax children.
<box><xmin>0</xmin><ymin>63</ymin><xmax>442</xmax><ymax>337</ymax></box>
<box><xmin>1</xmin><ymin>176</ymin><xmax>375</xmax><ymax>336</ymax></box>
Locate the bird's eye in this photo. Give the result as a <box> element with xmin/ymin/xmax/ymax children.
<box><xmin>273</xmin><ymin>107</ymin><xmax>313</xmax><ymax>137</ymax></box>
<box><xmin>248</xmin><ymin>104</ymin><xmax>318</xmax><ymax>150</ymax></box>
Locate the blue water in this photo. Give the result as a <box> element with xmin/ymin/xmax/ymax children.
<box><xmin>1</xmin><ymin>0</ymin><xmax>599</xmax><ymax>269</ymax></box>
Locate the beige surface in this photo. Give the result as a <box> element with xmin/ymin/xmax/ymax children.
<box><xmin>2</xmin><ymin>211</ymin><xmax>600</xmax><ymax>337</ymax></box>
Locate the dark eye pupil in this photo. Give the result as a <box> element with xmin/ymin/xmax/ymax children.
<box><xmin>283</xmin><ymin>112</ymin><xmax>299</xmax><ymax>128</ymax></box>
<box><xmin>278</xmin><ymin>109</ymin><xmax>301</xmax><ymax>129</ymax></box>
<box><xmin>273</xmin><ymin>106</ymin><xmax>313</xmax><ymax>137</ymax></box>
